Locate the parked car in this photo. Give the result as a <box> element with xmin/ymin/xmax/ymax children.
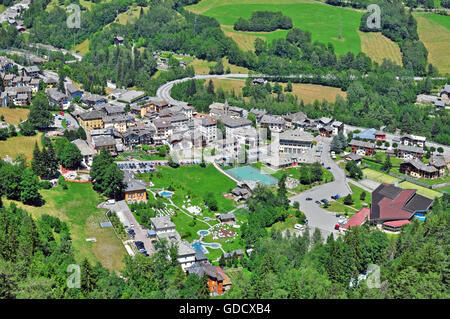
<box><xmin>334</xmin><ymin>224</ymin><xmax>340</xmax><ymax>230</ymax></box>
<box><xmin>106</xmin><ymin>199</ymin><xmax>115</xmax><ymax>205</ymax></box>
<box><xmin>294</xmin><ymin>224</ymin><xmax>304</xmax><ymax>231</ymax></box>
<box><xmin>315</xmin><ymin>200</ymin><xmax>322</xmax><ymax>205</ymax></box>
<box><xmin>306</xmin><ymin>197</ymin><xmax>313</xmax><ymax>201</ymax></box>
<box><xmin>320</xmin><ymin>199</ymin><xmax>328</xmax><ymax>204</ymax></box>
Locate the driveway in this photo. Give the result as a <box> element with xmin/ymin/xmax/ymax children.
<box><xmin>289</xmin><ymin>137</ymin><xmax>351</xmax><ymax>234</ymax></box>
<box><xmin>101</xmin><ymin>200</ymin><xmax>156</xmax><ymax>256</ymax></box>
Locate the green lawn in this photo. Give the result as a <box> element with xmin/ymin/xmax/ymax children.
<box><xmin>339</xmin><ymin>183</ymin><xmax>371</xmax><ymax>210</ymax></box>
<box><xmin>190</xmin><ymin>1</ymin><xmax>364</xmax><ymax>55</ymax></box>
<box><xmin>362</xmin><ymin>168</ymin><xmax>443</xmax><ymax>199</ymax></box>
<box><xmin>3</xmin><ymin>182</ymin><xmax>126</xmax><ymax>272</ymax></box>
<box><xmin>398</xmin><ymin>181</ymin><xmax>443</xmax><ymax>200</ymax></box>
<box><xmin>138</xmin><ymin>164</ymin><xmax>237</xmax><ymax>213</ymax></box>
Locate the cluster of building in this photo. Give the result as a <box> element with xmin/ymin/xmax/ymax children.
<box><xmin>347</xmin><ymin>128</ymin><xmax>448</xmax><ymax>179</ymax></box>
<box><xmin>0</xmin><ymin>61</ymin><xmax>41</xmax><ymax>106</ymax></box>
<box><xmin>147</xmin><ymin>215</ymin><xmax>233</xmax><ymax>295</ymax></box>
<box><xmin>0</xmin><ymin>0</ymin><xmax>30</xmax><ymax>33</ymax></box>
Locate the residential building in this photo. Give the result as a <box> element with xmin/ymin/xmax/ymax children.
<box><xmin>65</xmin><ymin>83</ymin><xmax>83</xmax><ymax>100</ymax></box>
<box><xmin>260</xmin><ymin>114</ymin><xmax>286</xmax><ymax>132</ymax></box>
<box><xmin>375</xmin><ymin>130</ymin><xmax>386</xmax><ymax>142</ymax></box>
<box><xmin>216</xmin><ymin>115</ymin><xmax>252</xmax><ymax>137</ymax></box>
<box><xmin>399</xmin><ymin>157</ymin><xmax>446</xmax><ymax>179</ymax></box>
<box><xmin>78</xmin><ymin>110</ymin><xmax>104</xmax><ymax>130</ymax></box>
<box><xmin>349</xmin><ymin>139</ymin><xmax>376</xmax><ymax>156</ymax></box>
<box><xmin>46</xmin><ymin>88</ymin><xmax>69</xmax><ymax>107</ymax></box>
<box><xmin>92</xmin><ymin>135</ymin><xmax>116</xmax><ymax>155</ymax></box>
<box><xmin>397</xmin><ymin>144</ymin><xmax>424</xmax><ymax>159</ymax></box>
<box><xmin>186</xmin><ymin>262</ymin><xmax>227</xmax><ymax>295</ymax></box>
<box><xmin>153</xmin><ymin>118</ymin><xmax>173</xmax><ymax>145</ymax></box>
<box><xmin>400</xmin><ymin>134</ymin><xmax>426</xmax><ymax>148</ymax></box>
<box><xmin>218</xmin><ymin>213</ymin><xmax>236</xmax><ymax>225</ymax></box>
<box><xmin>71</xmin><ymin>139</ymin><xmax>96</xmax><ymax>167</ymax></box>
<box><xmin>195</xmin><ymin>116</ymin><xmax>217</xmax><ymax>144</ymax></box>
<box><xmin>21</xmin><ymin>65</ymin><xmax>40</xmax><ymax>78</ymax></box>
<box><xmin>176</xmin><ymin>241</ymin><xmax>197</xmax><ymax>271</ymax></box>
<box><xmin>80</xmin><ymin>93</ymin><xmax>107</xmax><ymax>107</ymax></box>
<box><xmin>279</xmin><ymin>129</ymin><xmax>314</xmax><ymax>155</ymax></box>
<box><xmin>123</xmin><ymin>171</ymin><xmax>147</xmax><ymax>203</ymax></box>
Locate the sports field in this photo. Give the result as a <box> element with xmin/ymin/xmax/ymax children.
<box><xmin>187</xmin><ymin>0</ymin><xmax>364</xmax><ymax>55</ymax></box>
<box><xmin>415</xmin><ymin>13</ymin><xmax>450</xmax><ymax>74</ymax></box>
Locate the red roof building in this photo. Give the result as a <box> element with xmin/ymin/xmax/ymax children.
<box><xmin>382</xmin><ymin>219</ymin><xmax>411</xmax><ymax>232</ymax></box>
<box><xmin>370</xmin><ymin>183</ymin><xmax>433</xmax><ymax>227</ymax></box>
<box><xmin>342</xmin><ymin>207</ymin><xmax>370</xmax><ymax>231</ymax></box>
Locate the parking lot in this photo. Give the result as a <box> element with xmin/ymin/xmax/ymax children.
<box><xmin>116</xmin><ymin>159</ymin><xmax>202</xmax><ymax>174</ymax></box>
<box><xmin>52</xmin><ymin>111</ymin><xmax>79</xmax><ymax>130</ymax></box>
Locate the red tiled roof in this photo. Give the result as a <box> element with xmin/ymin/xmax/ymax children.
<box><xmin>383</xmin><ymin>220</ymin><xmax>411</xmax><ymax>228</ymax></box>
<box><xmin>343</xmin><ymin>207</ymin><xmax>370</xmax><ymax>229</ymax></box>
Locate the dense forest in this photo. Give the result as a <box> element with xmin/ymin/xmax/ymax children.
<box><xmin>234</xmin><ymin>11</ymin><xmax>293</xmax><ymax>32</ymax></box>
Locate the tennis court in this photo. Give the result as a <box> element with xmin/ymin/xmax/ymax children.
<box><xmin>226</xmin><ymin>165</ymin><xmax>278</xmax><ymax>186</ymax></box>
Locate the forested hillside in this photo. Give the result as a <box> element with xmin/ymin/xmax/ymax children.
<box><xmin>1</xmin><ymin>185</ymin><xmax>448</xmax><ymax>298</ymax></box>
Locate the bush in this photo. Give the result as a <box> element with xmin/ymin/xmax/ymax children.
<box><xmin>40</xmin><ymin>180</ymin><xmax>53</xmax><ymax>189</ymax></box>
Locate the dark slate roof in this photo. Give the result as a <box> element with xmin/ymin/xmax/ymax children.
<box><xmin>403</xmin><ymin>194</ymin><xmax>434</xmax><ymax>212</ymax></box>
<box><xmin>370</xmin><ymin>183</ymin><xmax>433</xmax><ymax>222</ymax></box>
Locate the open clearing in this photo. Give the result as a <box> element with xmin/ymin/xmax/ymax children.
<box><xmin>209</xmin><ymin>78</ymin><xmax>346</xmax><ymax>103</ymax></box>
<box><xmin>362</xmin><ymin>168</ymin><xmax>443</xmax><ymax>199</ymax></box>
<box><xmin>0</xmin><ymin>107</ymin><xmax>29</xmax><ymax>125</ymax></box>
<box><xmin>190</xmin><ymin>57</ymin><xmax>250</xmax><ymax>75</ymax></box>
<box><xmin>358</xmin><ymin>31</ymin><xmax>402</xmax><ymax>66</ymax></box>
<box><xmin>415</xmin><ymin>13</ymin><xmax>450</xmax><ymax>74</ymax></box>
<box><xmin>3</xmin><ymin>183</ymin><xmax>126</xmax><ymax>272</ymax></box>
<box><xmin>188</xmin><ymin>0</ymin><xmax>364</xmax><ymax>55</ymax></box>
<box><xmin>0</xmin><ymin>132</ymin><xmax>42</xmax><ymax>161</ymax></box>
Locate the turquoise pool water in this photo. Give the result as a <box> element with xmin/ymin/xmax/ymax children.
<box><xmin>159</xmin><ymin>190</ymin><xmax>174</xmax><ymax>198</ymax></box>
<box><xmin>226</xmin><ymin>165</ymin><xmax>278</xmax><ymax>186</ymax></box>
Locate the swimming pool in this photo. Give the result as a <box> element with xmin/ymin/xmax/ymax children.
<box><xmin>159</xmin><ymin>190</ymin><xmax>174</xmax><ymax>198</ymax></box>
<box><xmin>191</xmin><ymin>241</ymin><xmax>221</xmax><ymax>254</ymax></box>
<box><xmin>198</xmin><ymin>230</ymin><xmax>210</xmax><ymax>236</ymax></box>
<box><xmin>226</xmin><ymin>165</ymin><xmax>278</xmax><ymax>186</ymax></box>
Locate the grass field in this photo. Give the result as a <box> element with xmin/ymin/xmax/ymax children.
<box><xmin>74</xmin><ymin>39</ymin><xmax>89</xmax><ymax>54</ymax></box>
<box><xmin>0</xmin><ymin>133</ymin><xmax>42</xmax><ymax>162</ymax></box>
<box><xmin>188</xmin><ymin>0</ymin><xmax>364</xmax><ymax>55</ymax></box>
<box><xmin>398</xmin><ymin>181</ymin><xmax>443</xmax><ymax>200</ymax></box>
<box><xmin>190</xmin><ymin>57</ymin><xmax>250</xmax><ymax>74</ymax></box>
<box><xmin>141</xmin><ymin>164</ymin><xmax>237</xmax><ymax>212</ymax></box>
<box><xmin>209</xmin><ymin>78</ymin><xmax>346</xmax><ymax>103</ymax></box>
<box><xmin>358</xmin><ymin>31</ymin><xmax>402</xmax><ymax>66</ymax></box>
<box><xmin>3</xmin><ymin>183</ymin><xmax>126</xmax><ymax>272</ymax></box>
<box><xmin>0</xmin><ymin>107</ymin><xmax>29</xmax><ymax>125</ymax></box>
<box><xmin>362</xmin><ymin>168</ymin><xmax>443</xmax><ymax>199</ymax></box>
<box><xmin>415</xmin><ymin>13</ymin><xmax>450</xmax><ymax>74</ymax></box>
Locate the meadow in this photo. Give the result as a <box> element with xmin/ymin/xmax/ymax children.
<box><xmin>188</xmin><ymin>0</ymin><xmax>364</xmax><ymax>55</ymax></box>
<box><xmin>415</xmin><ymin>13</ymin><xmax>450</xmax><ymax>74</ymax></box>
<box><xmin>208</xmin><ymin>78</ymin><xmax>347</xmax><ymax>104</ymax></box>
<box><xmin>0</xmin><ymin>107</ymin><xmax>29</xmax><ymax>125</ymax></box>
<box><xmin>3</xmin><ymin>182</ymin><xmax>126</xmax><ymax>272</ymax></box>
<box><xmin>0</xmin><ymin>132</ymin><xmax>42</xmax><ymax>161</ymax></box>
<box><xmin>358</xmin><ymin>31</ymin><xmax>402</xmax><ymax>66</ymax></box>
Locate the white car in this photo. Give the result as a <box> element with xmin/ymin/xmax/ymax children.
<box><xmin>294</xmin><ymin>224</ymin><xmax>304</xmax><ymax>231</ymax></box>
<box><xmin>106</xmin><ymin>199</ymin><xmax>115</xmax><ymax>205</ymax></box>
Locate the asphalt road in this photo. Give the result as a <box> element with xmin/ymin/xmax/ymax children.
<box><xmin>289</xmin><ymin>137</ymin><xmax>351</xmax><ymax>234</ymax></box>
<box><xmin>101</xmin><ymin>200</ymin><xmax>156</xmax><ymax>256</ymax></box>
